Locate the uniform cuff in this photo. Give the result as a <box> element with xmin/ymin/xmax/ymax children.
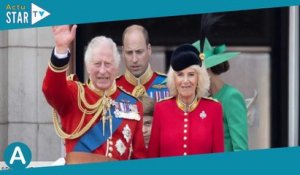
<box><xmin>49</xmin><ymin>48</ymin><xmax>70</xmax><ymax>72</ymax></box>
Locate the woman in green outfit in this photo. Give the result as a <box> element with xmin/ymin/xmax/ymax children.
<box><xmin>193</xmin><ymin>39</ymin><xmax>248</xmax><ymax>151</ymax></box>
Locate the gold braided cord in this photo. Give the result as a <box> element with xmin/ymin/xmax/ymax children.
<box><xmin>52</xmin><ymin>83</ymin><xmax>106</xmax><ymax>139</ymax></box>
<box><xmin>77</xmin><ymin>83</ymin><xmax>102</xmax><ymax>112</ymax></box>
<box><xmin>53</xmin><ymin>109</ymin><xmax>85</xmax><ymax>139</ymax></box>
<box><xmin>52</xmin><ymin>105</ymin><xmax>104</xmax><ymax>139</ymax></box>
<box><xmin>132</xmin><ymin>84</ymin><xmax>147</xmax><ymax>98</ymax></box>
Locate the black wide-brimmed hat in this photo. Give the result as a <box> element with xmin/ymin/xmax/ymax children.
<box><xmin>170</xmin><ymin>44</ymin><xmax>201</xmax><ymax>71</ymax></box>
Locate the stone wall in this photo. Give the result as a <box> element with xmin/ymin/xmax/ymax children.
<box><xmin>0</xmin><ymin>30</ymin><xmax>8</xmax><ymax>161</ymax></box>
<box><xmin>0</xmin><ymin>27</ymin><xmax>62</xmax><ymax>161</ymax></box>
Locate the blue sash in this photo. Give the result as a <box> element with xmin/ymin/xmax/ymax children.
<box><xmin>74</xmin><ymin>91</ymin><xmax>135</xmax><ymax>152</ymax></box>
<box><xmin>147</xmin><ymin>75</ymin><xmax>169</xmax><ymax>102</ymax></box>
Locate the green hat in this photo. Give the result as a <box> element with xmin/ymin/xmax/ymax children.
<box><xmin>192</xmin><ymin>38</ymin><xmax>240</xmax><ymax>68</ymax></box>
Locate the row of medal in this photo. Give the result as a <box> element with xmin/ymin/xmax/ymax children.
<box><xmin>148</xmin><ymin>90</ymin><xmax>170</xmax><ymax>102</ymax></box>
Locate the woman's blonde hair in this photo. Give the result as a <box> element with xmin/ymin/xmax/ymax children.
<box><xmin>167</xmin><ymin>64</ymin><xmax>210</xmax><ymax>98</ymax></box>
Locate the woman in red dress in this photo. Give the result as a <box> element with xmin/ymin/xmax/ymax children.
<box><xmin>148</xmin><ymin>44</ymin><xmax>224</xmax><ymax>158</ymax></box>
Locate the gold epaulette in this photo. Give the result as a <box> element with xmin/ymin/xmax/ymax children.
<box><xmin>117</xmin><ymin>85</ymin><xmax>131</xmax><ymax>94</ymax></box>
<box><xmin>118</xmin><ymin>86</ymin><xmax>139</xmax><ymax>101</ymax></box>
<box><xmin>155</xmin><ymin>71</ymin><xmax>167</xmax><ymax>77</ymax></box>
<box><xmin>116</xmin><ymin>74</ymin><xmax>123</xmax><ymax>80</ymax></box>
<box><xmin>157</xmin><ymin>96</ymin><xmax>174</xmax><ymax>103</ymax></box>
<box><xmin>67</xmin><ymin>74</ymin><xmax>79</xmax><ymax>81</ymax></box>
<box><xmin>75</xmin><ymin>81</ymin><xmax>86</xmax><ymax>87</ymax></box>
<box><xmin>202</xmin><ymin>96</ymin><xmax>219</xmax><ymax>102</ymax></box>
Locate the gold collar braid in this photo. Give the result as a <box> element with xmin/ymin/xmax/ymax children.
<box><xmin>124</xmin><ymin>65</ymin><xmax>153</xmax><ymax>86</ymax></box>
<box><xmin>88</xmin><ymin>81</ymin><xmax>117</xmax><ymax>97</ymax></box>
<box><xmin>176</xmin><ymin>96</ymin><xmax>199</xmax><ymax>114</ymax></box>
<box><xmin>125</xmin><ymin>65</ymin><xmax>153</xmax><ymax>98</ymax></box>
<box><xmin>53</xmin><ymin>81</ymin><xmax>116</xmax><ymax>139</ymax></box>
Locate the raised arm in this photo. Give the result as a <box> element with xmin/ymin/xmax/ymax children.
<box><xmin>52</xmin><ymin>25</ymin><xmax>77</xmax><ymax>54</ymax></box>
<box><xmin>42</xmin><ymin>25</ymin><xmax>78</xmax><ymax>114</ymax></box>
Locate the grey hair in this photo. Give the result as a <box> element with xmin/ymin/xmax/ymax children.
<box><xmin>84</xmin><ymin>36</ymin><xmax>120</xmax><ymax>68</ymax></box>
<box><xmin>167</xmin><ymin>65</ymin><xmax>210</xmax><ymax>98</ymax></box>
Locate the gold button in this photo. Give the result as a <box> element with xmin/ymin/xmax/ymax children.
<box><xmin>108</xmin><ymin>153</ymin><xmax>112</xmax><ymax>157</ymax></box>
<box><xmin>184</xmin><ymin>124</ymin><xmax>188</xmax><ymax>128</ymax></box>
<box><xmin>184</xmin><ymin>118</ymin><xmax>188</xmax><ymax>122</ymax></box>
<box><xmin>109</xmin><ymin>141</ymin><xmax>113</xmax><ymax>145</ymax></box>
<box><xmin>183</xmin><ymin>152</ymin><xmax>187</xmax><ymax>156</ymax></box>
<box><xmin>183</xmin><ymin>144</ymin><xmax>187</xmax><ymax>148</ymax></box>
<box><xmin>184</xmin><ymin>112</ymin><xmax>188</xmax><ymax>116</ymax></box>
<box><xmin>109</xmin><ymin>147</ymin><xmax>113</xmax><ymax>151</ymax></box>
<box><xmin>184</xmin><ymin>129</ymin><xmax>187</xmax><ymax>133</ymax></box>
<box><xmin>183</xmin><ymin>136</ymin><xmax>187</xmax><ymax>140</ymax></box>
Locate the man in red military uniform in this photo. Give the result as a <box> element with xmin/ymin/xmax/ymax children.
<box><xmin>116</xmin><ymin>25</ymin><xmax>169</xmax><ymax>102</ymax></box>
<box><xmin>42</xmin><ymin>25</ymin><xmax>146</xmax><ymax>164</ymax></box>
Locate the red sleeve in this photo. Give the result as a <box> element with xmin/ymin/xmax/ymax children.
<box><xmin>42</xmin><ymin>65</ymin><xmax>77</xmax><ymax>116</ymax></box>
<box><xmin>213</xmin><ymin>102</ymin><xmax>225</xmax><ymax>153</ymax></box>
<box><xmin>131</xmin><ymin>101</ymin><xmax>147</xmax><ymax>159</ymax></box>
<box><xmin>147</xmin><ymin>103</ymin><xmax>161</xmax><ymax>158</ymax></box>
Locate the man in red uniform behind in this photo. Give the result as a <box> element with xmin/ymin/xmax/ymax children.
<box><xmin>116</xmin><ymin>25</ymin><xmax>169</xmax><ymax>102</ymax></box>
<box><xmin>42</xmin><ymin>25</ymin><xmax>146</xmax><ymax>164</ymax></box>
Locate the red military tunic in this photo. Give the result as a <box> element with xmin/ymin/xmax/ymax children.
<box><xmin>116</xmin><ymin>66</ymin><xmax>169</xmax><ymax>102</ymax></box>
<box><xmin>42</xmin><ymin>51</ymin><xmax>146</xmax><ymax>160</ymax></box>
<box><xmin>148</xmin><ymin>97</ymin><xmax>224</xmax><ymax>157</ymax></box>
